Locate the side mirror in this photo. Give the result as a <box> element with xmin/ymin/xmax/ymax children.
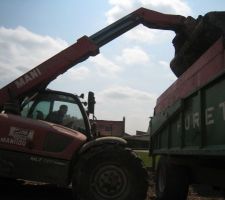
<box><xmin>88</xmin><ymin>91</ymin><xmax>95</xmax><ymax>114</ymax></box>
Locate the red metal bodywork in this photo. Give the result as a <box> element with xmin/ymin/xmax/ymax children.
<box><xmin>134</xmin><ymin>8</ymin><xmax>185</xmax><ymax>31</ymax></box>
<box><xmin>0</xmin><ymin>114</ymin><xmax>87</xmax><ymax>160</ymax></box>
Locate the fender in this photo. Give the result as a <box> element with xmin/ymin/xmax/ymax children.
<box><xmin>79</xmin><ymin>136</ymin><xmax>127</xmax><ymax>154</ymax></box>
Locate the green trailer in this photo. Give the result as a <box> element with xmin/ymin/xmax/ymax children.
<box><xmin>150</xmin><ymin>12</ymin><xmax>225</xmax><ymax>200</ymax></box>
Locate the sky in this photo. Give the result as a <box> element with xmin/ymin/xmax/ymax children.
<box><xmin>0</xmin><ymin>0</ymin><xmax>225</xmax><ymax>135</ymax></box>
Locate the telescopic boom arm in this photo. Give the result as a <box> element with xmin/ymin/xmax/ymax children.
<box><xmin>0</xmin><ymin>8</ymin><xmax>187</xmax><ymax>109</ymax></box>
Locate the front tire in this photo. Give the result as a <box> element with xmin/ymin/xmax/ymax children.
<box><xmin>73</xmin><ymin>144</ymin><xmax>148</xmax><ymax>200</ymax></box>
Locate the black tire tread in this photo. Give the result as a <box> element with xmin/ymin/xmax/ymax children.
<box><xmin>73</xmin><ymin>144</ymin><xmax>148</xmax><ymax>200</ymax></box>
<box><xmin>156</xmin><ymin>156</ymin><xmax>189</xmax><ymax>200</ymax></box>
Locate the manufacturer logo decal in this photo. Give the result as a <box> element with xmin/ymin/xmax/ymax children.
<box><xmin>0</xmin><ymin>127</ymin><xmax>34</xmax><ymax>146</ymax></box>
<box><xmin>14</xmin><ymin>68</ymin><xmax>42</xmax><ymax>89</ymax></box>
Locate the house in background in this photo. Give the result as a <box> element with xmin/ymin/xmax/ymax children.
<box><xmin>123</xmin><ymin>131</ymin><xmax>150</xmax><ymax>150</ymax></box>
<box><xmin>94</xmin><ymin>117</ymin><xmax>149</xmax><ymax>149</ymax></box>
<box><xmin>95</xmin><ymin>117</ymin><xmax>126</xmax><ymax>137</ymax></box>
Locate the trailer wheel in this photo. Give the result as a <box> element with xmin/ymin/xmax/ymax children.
<box><xmin>156</xmin><ymin>156</ymin><xmax>189</xmax><ymax>200</ymax></box>
<box><xmin>72</xmin><ymin>145</ymin><xmax>148</xmax><ymax>200</ymax></box>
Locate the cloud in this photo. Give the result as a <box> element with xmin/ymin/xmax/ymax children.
<box><xmin>98</xmin><ymin>85</ymin><xmax>156</xmax><ymax>101</ymax></box>
<box><xmin>67</xmin><ymin>66</ymin><xmax>90</xmax><ymax>80</ymax></box>
<box><xmin>125</xmin><ymin>26</ymin><xmax>175</xmax><ymax>44</ymax></box>
<box><xmin>90</xmin><ymin>54</ymin><xmax>122</xmax><ymax>77</ymax></box>
<box><xmin>106</xmin><ymin>0</ymin><xmax>192</xmax><ymax>44</ymax></box>
<box><xmin>106</xmin><ymin>0</ymin><xmax>138</xmax><ymax>23</ymax></box>
<box><xmin>116</xmin><ymin>46</ymin><xmax>149</xmax><ymax>65</ymax></box>
<box><xmin>125</xmin><ymin>26</ymin><xmax>156</xmax><ymax>43</ymax></box>
<box><xmin>96</xmin><ymin>85</ymin><xmax>156</xmax><ymax>134</ymax></box>
<box><xmin>106</xmin><ymin>0</ymin><xmax>191</xmax><ymax>23</ymax></box>
<box><xmin>159</xmin><ymin>60</ymin><xmax>169</xmax><ymax>69</ymax></box>
<box><xmin>140</xmin><ymin>0</ymin><xmax>191</xmax><ymax>16</ymax></box>
<box><xmin>0</xmin><ymin>26</ymin><xmax>68</xmax><ymax>87</ymax></box>
<box><xmin>158</xmin><ymin>60</ymin><xmax>177</xmax><ymax>81</ymax></box>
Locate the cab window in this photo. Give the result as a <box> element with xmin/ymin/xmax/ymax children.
<box><xmin>21</xmin><ymin>94</ymin><xmax>86</xmax><ymax>132</ymax></box>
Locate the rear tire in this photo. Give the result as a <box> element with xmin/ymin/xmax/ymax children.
<box><xmin>72</xmin><ymin>144</ymin><xmax>148</xmax><ymax>200</ymax></box>
<box><xmin>156</xmin><ymin>156</ymin><xmax>189</xmax><ymax>200</ymax></box>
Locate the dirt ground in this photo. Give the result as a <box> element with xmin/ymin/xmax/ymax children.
<box><xmin>0</xmin><ymin>174</ymin><xmax>224</xmax><ymax>200</ymax></box>
<box><xmin>0</xmin><ymin>181</ymin><xmax>73</xmax><ymax>200</ymax></box>
<box><xmin>146</xmin><ymin>171</ymin><xmax>225</xmax><ymax>200</ymax></box>
<box><xmin>146</xmin><ymin>185</ymin><xmax>225</xmax><ymax>200</ymax></box>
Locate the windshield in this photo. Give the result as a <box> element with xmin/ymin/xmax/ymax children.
<box><xmin>21</xmin><ymin>93</ymin><xmax>86</xmax><ymax>133</ymax></box>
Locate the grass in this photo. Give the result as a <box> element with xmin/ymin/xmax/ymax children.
<box><xmin>135</xmin><ymin>150</ymin><xmax>160</xmax><ymax>169</ymax></box>
<box><xmin>135</xmin><ymin>150</ymin><xmax>152</xmax><ymax>168</ymax></box>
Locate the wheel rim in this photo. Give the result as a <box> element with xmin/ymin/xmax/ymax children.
<box><xmin>90</xmin><ymin>164</ymin><xmax>128</xmax><ymax>199</ymax></box>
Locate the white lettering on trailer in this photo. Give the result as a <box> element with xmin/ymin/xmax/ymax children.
<box><xmin>185</xmin><ymin>115</ymin><xmax>190</xmax><ymax>130</ymax></box>
<box><xmin>193</xmin><ymin>112</ymin><xmax>200</xmax><ymax>128</ymax></box>
<box><xmin>184</xmin><ymin>112</ymin><xmax>200</xmax><ymax>131</ymax></box>
<box><xmin>15</xmin><ymin>68</ymin><xmax>42</xmax><ymax>89</ymax></box>
<box><xmin>205</xmin><ymin>107</ymin><xmax>215</xmax><ymax>125</ymax></box>
<box><xmin>177</xmin><ymin>102</ymin><xmax>225</xmax><ymax>131</ymax></box>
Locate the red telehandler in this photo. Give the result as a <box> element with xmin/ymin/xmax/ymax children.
<box><xmin>0</xmin><ymin>8</ymin><xmax>195</xmax><ymax>200</ymax></box>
